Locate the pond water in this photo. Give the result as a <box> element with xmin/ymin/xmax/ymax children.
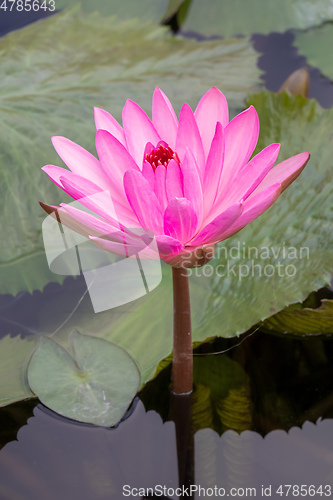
<box><xmin>1</xmin><ymin>8</ymin><xmax>333</xmax><ymax>500</ymax></box>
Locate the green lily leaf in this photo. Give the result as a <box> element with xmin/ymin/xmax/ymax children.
<box><xmin>261</xmin><ymin>298</ymin><xmax>333</xmax><ymax>336</ymax></box>
<box><xmin>0</xmin><ymin>335</ymin><xmax>36</xmax><ymax>406</ymax></box>
<box><xmin>0</xmin><ymin>6</ymin><xmax>261</xmax><ymax>296</ymax></box>
<box><xmin>294</xmin><ymin>22</ymin><xmax>333</xmax><ymax>81</ymax></box>
<box><xmin>55</xmin><ymin>0</ymin><xmax>172</xmax><ymax>23</ymax></box>
<box><xmin>27</xmin><ymin>331</ymin><xmax>140</xmax><ymax>426</ymax></box>
<box><xmin>177</xmin><ymin>0</ymin><xmax>333</xmax><ymax>37</ymax></box>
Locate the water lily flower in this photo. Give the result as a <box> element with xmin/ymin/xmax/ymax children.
<box><xmin>40</xmin><ymin>88</ymin><xmax>309</xmax><ymax>268</ymax></box>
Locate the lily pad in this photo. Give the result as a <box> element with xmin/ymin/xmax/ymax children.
<box><xmin>27</xmin><ymin>331</ymin><xmax>140</xmax><ymax>426</ymax></box>
<box><xmin>178</xmin><ymin>0</ymin><xmax>333</xmax><ymax>37</ymax></box>
<box><xmin>261</xmin><ymin>298</ymin><xmax>333</xmax><ymax>336</ymax></box>
<box><xmin>0</xmin><ymin>6</ymin><xmax>261</xmax><ymax>296</ymax></box>
<box><xmin>293</xmin><ymin>22</ymin><xmax>333</xmax><ymax>81</ymax></box>
<box><xmin>55</xmin><ymin>0</ymin><xmax>171</xmax><ymax>23</ymax></box>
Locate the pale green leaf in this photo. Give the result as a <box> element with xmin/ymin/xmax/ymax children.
<box><xmin>261</xmin><ymin>298</ymin><xmax>333</xmax><ymax>336</ymax></box>
<box><xmin>294</xmin><ymin>22</ymin><xmax>333</xmax><ymax>80</ymax></box>
<box><xmin>55</xmin><ymin>0</ymin><xmax>171</xmax><ymax>23</ymax></box>
<box><xmin>27</xmin><ymin>331</ymin><xmax>140</xmax><ymax>426</ymax></box>
<box><xmin>178</xmin><ymin>0</ymin><xmax>333</xmax><ymax>37</ymax></box>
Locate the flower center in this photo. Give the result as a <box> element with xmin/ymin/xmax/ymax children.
<box><xmin>145</xmin><ymin>144</ymin><xmax>180</xmax><ymax>171</ymax></box>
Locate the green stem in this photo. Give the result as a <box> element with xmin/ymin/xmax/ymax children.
<box><xmin>172</xmin><ymin>266</ymin><xmax>193</xmax><ymax>395</ymax></box>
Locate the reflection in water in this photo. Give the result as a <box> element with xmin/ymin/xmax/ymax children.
<box><xmin>195</xmin><ymin>420</ymin><xmax>333</xmax><ymax>499</ymax></box>
<box><xmin>0</xmin><ymin>402</ymin><xmax>178</xmax><ymax>500</ymax></box>
<box><xmin>171</xmin><ymin>393</ymin><xmax>194</xmax><ymax>493</ymax></box>
<box><xmin>1</xmin><ymin>400</ymin><xmax>333</xmax><ymax>499</ymax></box>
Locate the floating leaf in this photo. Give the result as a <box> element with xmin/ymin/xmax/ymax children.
<box><xmin>0</xmin><ymin>335</ymin><xmax>36</xmax><ymax>406</ymax></box>
<box><xmin>0</xmin><ymin>6</ymin><xmax>261</xmax><ymax>295</ymax></box>
<box><xmin>55</xmin><ymin>0</ymin><xmax>171</xmax><ymax>23</ymax></box>
<box><xmin>294</xmin><ymin>22</ymin><xmax>333</xmax><ymax>80</ymax></box>
<box><xmin>27</xmin><ymin>331</ymin><xmax>140</xmax><ymax>426</ymax></box>
<box><xmin>178</xmin><ymin>0</ymin><xmax>333</xmax><ymax>37</ymax></box>
<box><xmin>261</xmin><ymin>299</ymin><xmax>333</xmax><ymax>336</ymax></box>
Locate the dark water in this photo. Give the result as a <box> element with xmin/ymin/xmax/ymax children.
<box><xmin>1</xmin><ymin>10</ymin><xmax>333</xmax><ymax>500</ymax></box>
<box><xmin>0</xmin><ymin>4</ymin><xmax>54</xmax><ymax>37</ymax></box>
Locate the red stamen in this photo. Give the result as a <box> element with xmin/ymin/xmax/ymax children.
<box><xmin>145</xmin><ymin>144</ymin><xmax>180</xmax><ymax>171</ymax></box>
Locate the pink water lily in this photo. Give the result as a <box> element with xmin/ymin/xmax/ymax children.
<box><xmin>40</xmin><ymin>87</ymin><xmax>309</xmax><ymax>267</ymax></box>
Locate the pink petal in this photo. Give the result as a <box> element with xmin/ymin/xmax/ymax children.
<box><xmin>155</xmin><ymin>235</ymin><xmax>184</xmax><ymax>256</ymax></box>
<box><xmin>181</xmin><ymin>149</ymin><xmax>204</xmax><ymax>227</ymax></box>
<box><xmin>176</xmin><ymin>103</ymin><xmax>205</xmax><ymax>176</ymax></box>
<box><xmin>218</xmin><ymin>143</ymin><xmax>281</xmax><ymax>211</ymax></box>
<box><xmin>51</xmin><ymin>136</ymin><xmax>110</xmax><ymax>189</ymax></box>
<box><xmin>58</xmin><ymin>174</ymin><xmax>122</xmax><ymax>223</ymax></box>
<box><xmin>40</xmin><ymin>201</ymin><xmax>139</xmax><ymax>249</ymax></box>
<box><xmin>42</xmin><ymin>165</ymin><xmax>105</xmax><ymax>204</ymax></box>
<box><xmin>95</xmin><ymin>129</ymin><xmax>141</xmax><ymax>215</ymax></box>
<box><xmin>124</xmin><ymin>170</ymin><xmax>164</xmax><ymax>235</ymax></box>
<box><xmin>39</xmin><ymin>202</ymin><xmax>90</xmax><ymax>239</ymax></box>
<box><xmin>42</xmin><ymin>164</ymin><xmax>138</xmax><ymax>226</ymax></box>
<box><xmin>96</xmin><ymin>129</ymin><xmax>139</xmax><ymax>181</ymax></box>
<box><xmin>166</xmin><ymin>159</ymin><xmax>183</xmax><ymax>201</ymax></box>
<box><xmin>154</xmin><ymin>165</ymin><xmax>168</xmax><ymax>211</ymax></box>
<box><xmin>218</xmin><ymin>106</ymin><xmax>259</xmax><ymax>193</ymax></box>
<box><xmin>60</xmin><ymin>203</ymin><xmax>142</xmax><ymax>247</ymax></box>
<box><xmin>189</xmin><ymin>202</ymin><xmax>243</xmax><ymax>246</ymax></box>
<box><xmin>164</xmin><ymin>198</ymin><xmax>198</xmax><ymax>244</ymax></box>
<box><xmin>194</xmin><ymin>87</ymin><xmax>229</xmax><ymax>159</ymax></box>
<box><xmin>142</xmin><ymin>161</ymin><xmax>155</xmax><ymax>190</ymax></box>
<box><xmin>94</xmin><ymin>107</ymin><xmax>126</xmax><ymax>146</ymax></box>
<box><xmin>143</xmin><ymin>141</ymin><xmax>155</xmax><ymax>160</ymax></box>
<box><xmin>152</xmin><ymin>88</ymin><xmax>178</xmax><ymax>149</ymax></box>
<box><xmin>42</xmin><ymin>164</ymin><xmax>70</xmax><ymax>189</ymax></box>
<box><xmin>61</xmin><ymin>203</ymin><xmax>120</xmax><ymax>237</ymax></box>
<box><xmin>122</xmin><ymin>99</ymin><xmax>160</xmax><ymax>166</ymax></box>
<box><xmin>90</xmin><ymin>236</ymin><xmax>157</xmax><ymax>259</ymax></box>
<box><xmin>251</xmin><ymin>152</ymin><xmax>310</xmax><ymax>196</ymax></box>
<box><xmin>202</xmin><ymin>122</ymin><xmax>225</xmax><ymax>216</ymax></box>
<box><xmin>89</xmin><ymin>237</ymin><xmax>130</xmax><ymax>257</ymax></box>
<box><xmin>226</xmin><ymin>183</ymin><xmax>282</xmax><ymax>237</ymax></box>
